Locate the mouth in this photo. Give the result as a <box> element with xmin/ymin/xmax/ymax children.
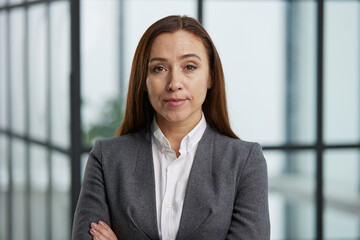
<box><xmin>164</xmin><ymin>98</ymin><xmax>187</xmax><ymax>107</ymax></box>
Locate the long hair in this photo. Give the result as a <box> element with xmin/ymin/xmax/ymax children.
<box><xmin>115</xmin><ymin>15</ymin><xmax>238</xmax><ymax>139</ymax></box>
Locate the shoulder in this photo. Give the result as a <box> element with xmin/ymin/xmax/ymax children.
<box><xmin>206</xmin><ymin>127</ymin><xmax>263</xmax><ymax>161</ymax></box>
<box><xmin>90</xmin><ymin>131</ymin><xmax>151</xmax><ymax>159</ymax></box>
<box><xmin>96</xmin><ymin>131</ymin><xmax>150</xmax><ymax>147</ymax></box>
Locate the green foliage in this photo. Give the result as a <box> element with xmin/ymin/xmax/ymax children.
<box><xmin>83</xmin><ymin>97</ymin><xmax>125</xmax><ymax>147</ymax></box>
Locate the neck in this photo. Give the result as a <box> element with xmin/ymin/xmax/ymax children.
<box><xmin>156</xmin><ymin>114</ymin><xmax>202</xmax><ymax>155</ymax></box>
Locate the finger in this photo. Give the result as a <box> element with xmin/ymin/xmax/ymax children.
<box><xmin>98</xmin><ymin>221</ymin><xmax>112</xmax><ymax>231</ymax></box>
<box><xmin>97</xmin><ymin>221</ymin><xmax>117</xmax><ymax>239</ymax></box>
<box><xmin>90</xmin><ymin>222</ymin><xmax>109</xmax><ymax>240</ymax></box>
<box><xmin>90</xmin><ymin>225</ymin><xmax>110</xmax><ymax>240</ymax></box>
<box><xmin>89</xmin><ymin>225</ymin><xmax>100</xmax><ymax>240</ymax></box>
<box><xmin>90</xmin><ymin>230</ymin><xmax>104</xmax><ymax>240</ymax></box>
<box><xmin>90</xmin><ymin>222</ymin><xmax>117</xmax><ymax>240</ymax></box>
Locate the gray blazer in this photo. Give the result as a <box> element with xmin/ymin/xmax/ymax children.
<box><xmin>72</xmin><ymin>126</ymin><xmax>270</xmax><ymax>240</ymax></box>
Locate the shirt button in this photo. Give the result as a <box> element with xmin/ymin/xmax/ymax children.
<box><xmin>168</xmin><ymin>166</ymin><xmax>174</xmax><ymax>173</ymax></box>
<box><xmin>165</xmin><ymin>202</ymin><xmax>171</xmax><ymax>208</ymax></box>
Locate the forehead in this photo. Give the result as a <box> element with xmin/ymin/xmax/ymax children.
<box><xmin>149</xmin><ymin>30</ymin><xmax>207</xmax><ymax>58</ymax></box>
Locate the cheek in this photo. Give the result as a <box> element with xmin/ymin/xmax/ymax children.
<box><xmin>193</xmin><ymin>81</ymin><xmax>209</xmax><ymax>102</ymax></box>
<box><xmin>145</xmin><ymin>79</ymin><xmax>154</xmax><ymax>96</ymax></box>
<box><xmin>145</xmin><ymin>79</ymin><xmax>160</xmax><ymax>102</ymax></box>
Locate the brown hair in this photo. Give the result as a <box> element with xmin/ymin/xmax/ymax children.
<box><xmin>115</xmin><ymin>15</ymin><xmax>238</xmax><ymax>139</ymax></box>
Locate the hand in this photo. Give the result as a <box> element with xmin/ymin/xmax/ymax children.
<box><xmin>90</xmin><ymin>221</ymin><xmax>118</xmax><ymax>240</ymax></box>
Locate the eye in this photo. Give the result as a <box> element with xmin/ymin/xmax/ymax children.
<box><xmin>152</xmin><ymin>66</ymin><xmax>166</xmax><ymax>73</ymax></box>
<box><xmin>185</xmin><ymin>65</ymin><xmax>197</xmax><ymax>71</ymax></box>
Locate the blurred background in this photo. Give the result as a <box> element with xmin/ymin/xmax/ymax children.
<box><xmin>0</xmin><ymin>0</ymin><xmax>359</xmax><ymax>239</ymax></box>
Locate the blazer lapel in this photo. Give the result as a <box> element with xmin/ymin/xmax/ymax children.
<box><xmin>176</xmin><ymin>127</ymin><xmax>215</xmax><ymax>240</ymax></box>
<box><xmin>128</xmin><ymin>132</ymin><xmax>160</xmax><ymax>240</ymax></box>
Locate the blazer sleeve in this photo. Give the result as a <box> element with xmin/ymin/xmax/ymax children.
<box><xmin>226</xmin><ymin>143</ymin><xmax>270</xmax><ymax>240</ymax></box>
<box><xmin>71</xmin><ymin>140</ymin><xmax>111</xmax><ymax>240</ymax></box>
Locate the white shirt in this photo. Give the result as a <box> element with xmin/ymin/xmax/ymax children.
<box><xmin>151</xmin><ymin>113</ymin><xmax>207</xmax><ymax>240</ymax></box>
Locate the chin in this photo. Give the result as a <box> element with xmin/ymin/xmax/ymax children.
<box><xmin>160</xmin><ymin>109</ymin><xmax>199</xmax><ymax>125</ymax></box>
<box><xmin>164</xmin><ymin>114</ymin><xmax>189</xmax><ymax>123</ymax></box>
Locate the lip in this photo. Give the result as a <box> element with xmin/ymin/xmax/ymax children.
<box><xmin>164</xmin><ymin>98</ymin><xmax>187</xmax><ymax>107</ymax></box>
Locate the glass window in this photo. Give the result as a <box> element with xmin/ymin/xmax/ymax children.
<box><xmin>287</xmin><ymin>1</ymin><xmax>317</xmax><ymax>144</ymax></box>
<box><xmin>267</xmin><ymin>150</ymin><xmax>316</xmax><ymax>239</ymax></box>
<box><xmin>204</xmin><ymin>1</ymin><xmax>317</xmax><ymax>146</ymax></box>
<box><xmin>12</xmin><ymin>139</ymin><xmax>26</xmax><ymax>190</ymax></box>
<box><xmin>52</xmin><ymin>151</ymin><xmax>70</xmax><ymax>192</ymax></box>
<box><xmin>50</xmin><ymin>1</ymin><xmax>70</xmax><ymax>149</ymax></box>
<box><xmin>30</xmin><ymin>144</ymin><xmax>48</xmax><ymax>192</ymax></box>
<box><xmin>51</xmin><ymin>151</ymin><xmax>70</xmax><ymax>240</ymax></box>
<box><xmin>324</xmin><ymin>1</ymin><xmax>360</xmax><ymax>144</ymax></box>
<box><xmin>10</xmin><ymin>9</ymin><xmax>26</xmax><ymax>135</ymax></box>
<box><xmin>0</xmin><ymin>135</ymin><xmax>8</xmax><ymax>240</ymax></box>
<box><xmin>9</xmin><ymin>0</ymin><xmax>23</xmax><ymax>5</ymax></box>
<box><xmin>204</xmin><ymin>1</ymin><xmax>287</xmax><ymax>145</ymax></box>
<box><xmin>0</xmin><ymin>192</ymin><xmax>7</xmax><ymax>239</ymax></box>
<box><xmin>0</xmin><ymin>13</ymin><xmax>7</xmax><ymax>129</ymax></box>
<box><xmin>12</xmin><ymin>139</ymin><xmax>26</xmax><ymax>240</ymax></box>
<box><xmin>324</xmin><ymin>149</ymin><xmax>360</xmax><ymax>239</ymax></box>
<box><xmin>28</xmin><ymin>5</ymin><xmax>48</xmax><ymax>141</ymax></box>
<box><xmin>0</xmin><ymin>0</ymin><xmax>7</xmax><ymax>7</ymax></box>
<box><xmin>30</xmin><ymin>144</ymin><xmax>48</xmax><ymax>240</ymax></box>
<box><xmin>0</xmin><ymin>135</ymin><xmax>9</xmax><ymax>190</ymax></box>
<box><xmin>81</xmin><ymin>0</ymin><xmax>122</xmax><ymax>146</ymax></box>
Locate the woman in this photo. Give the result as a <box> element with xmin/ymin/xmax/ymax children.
<box><xmin>72</xmin><ymin>15</ymin><xmax>270</xmax><ymax>240</ymax></box>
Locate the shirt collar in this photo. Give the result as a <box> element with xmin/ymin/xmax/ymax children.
<box><xmin>151</xmin><ymin>112</ymin><xmax>207</xmax><ymax>154</ymax></box>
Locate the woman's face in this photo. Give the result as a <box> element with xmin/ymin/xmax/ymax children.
<box><xmin>146</xmin><ymin>30</ymin><xmax>211</xmax><ymax>128</ymax></box>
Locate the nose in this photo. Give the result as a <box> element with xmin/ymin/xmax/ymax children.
<box><xmin>167</xmin><ymin>69</ymin><xmax>183</xmax><ymax>91</ymax></box>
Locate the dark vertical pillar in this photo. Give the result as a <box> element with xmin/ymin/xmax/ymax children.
<box><xmin>197</xmin><ymin>0</ymin><xmax>203</xmax><ymax>24</ymax></box>
<box><xmin>316</xmin><ymin>0</ymin><xmax>324</xmax><ymax>239</ymax></box>
<box><xmin>70</xmin><ymin>0</ymin><xmax>82</xmax><ymax>228</ymax></box>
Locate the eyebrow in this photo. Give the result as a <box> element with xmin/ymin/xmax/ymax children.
<box><xmin>148</xmin><ymin>53</ymin><xmax>202</xmax><ymax>64</ymax></box>
<box><xmin>181</xmin><ymin>54</ymin><xmax>201</xmax><ymax>61</ymax></box>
